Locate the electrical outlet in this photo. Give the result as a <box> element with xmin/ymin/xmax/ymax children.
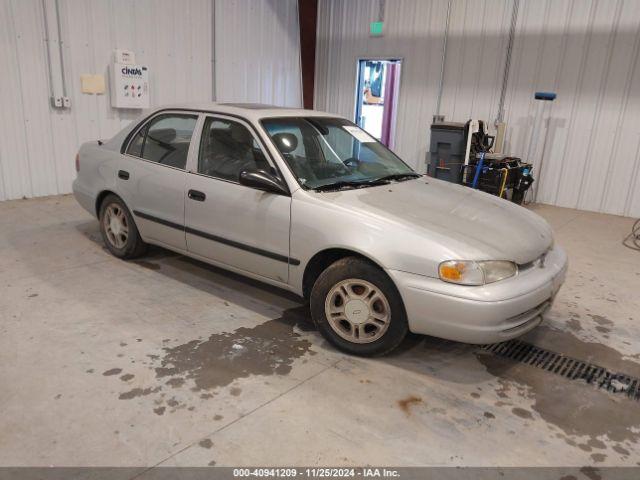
<box><xmin>51</xmin><ymin>96</ymin><xmax>63</xmax><ymax>108</ymax></box>
<box><xmin>63</xmin><ymin>97</ymin><xmax>71</xmax><ymax>108</ymax></box>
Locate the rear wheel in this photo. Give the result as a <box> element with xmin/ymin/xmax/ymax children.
<box><xmin>99</xmin><ymin>194</ymin><xmax>147</xmax><ymax>259</ymax></box>
<box><xmin>310</xmin><ymin>257</ymin><xmax>408</xmax><ymax>356</ymax></box>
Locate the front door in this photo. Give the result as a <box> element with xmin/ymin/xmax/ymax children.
<box><xmin>122</xmin><ymin>111</ymin><xmax>199</xmax><ymax>250</ymax></box>
<box><xmin>184</xmin><ymin>115</ymin><xmax>291</xmax><ymax>283</ymax></box>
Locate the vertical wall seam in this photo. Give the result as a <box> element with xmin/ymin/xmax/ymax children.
<box><xmin>469</xmin><ymin>0</ymin><xmax>488</xmax><ymax>118</ymax></box>
<box><xmin>543</xmin><ymin>0</ymin><xmax>572</xmax><ymax>203</ymax></box>
<box><xmin>61</xmin><ymin>0</ymin><xmax>80</xmax><ymax>168</ymax></box>
<box><xmin>622</xmin><ymin>144</ymin><xmax>640</xmax><ymax>218</ymax></box>
<box><xmin>2</xmin><ymin>1</ymin><xmax>18</xmax><ymax>197</ymax></box>
<box><xmin>551</xmin><ymin>0</ymin><xmax>577</xmax><ymax>204</ymax></box>
<box><xmin>434</xmin><ymin>0</ymin><xmax>451</xmax><ymax>117</ymax></box>
<box><xmin>11</xmin><ymin>0</ymin><xmax>35</xmax><ymax>197</ymax></box>
<box><xmin>503</xmin><ymin>0</ymin><xmax>527</xmax><ymax>151</ymax></box>
<box><xmin>522</xmin><ymin>0</ymin><xmax>550</xmax><ymax>167</ymax></box>
<box><xmin>211</xmin><ymin>0</ymin><xmax>218</xmax><ymax>102</ymax></box>
<box><xmin>41</xmin><ymin>1</ymin><xmax>61</xmax><ymax>195</ymax></box>
<box><xmin>89</xmin><ymin>0</ymin><xmax>102</xmax><ymax>139</ymax></box>
<box><xmin>526</xmin><ymin>0</ymin><xmax>552</xmax><ymax>199</ymax></box>
<box><xmin>624</xmin><ymin>136</ymin><xmax>640</xmax><ymax>215</ymax></box>
<box><xmin>58</xmin><ymin>0</ymin><xmax>79</xmax><ymax>193</ymax></box>
<box><xmin>601</xmin><ymin>0</ymin><xmax>640</xmax><ymax>213</ymax></box>
<box><xmin>453</xmin><ymin>0</ymin><xmax>469</xmax><ymax>120</ymax></box>
<box><xmin>338</xmin><ymin>0</ymin><xmax>347</xmax><ymax>116</ymax></box>
<box><xmin>41</xmin><ymin>0</ymin><xmax>55</xmax><ymax>100</ymax></box>
<box><xmin>497</xmin><ymin>0</ymin><xmax>517</xmax><ymax>124</ymax></box>
<box><xmin>552</xmin><ymin>0</ymin><xmax>596</xmax><ymax>207</ymax></box>
<box><xmin>0</xmin><ymin>151</ymin><xmax>5</xmax><ymax>202</ymax></box>
<box><xmin>576</xmin><ymin>0</ymin><xmax>622</xmax><ymax>210</ymax></box>
<box><xmin>415</xmin><ymin>0</ymin><xmax>431</xmax><ymax>164</ymax></box>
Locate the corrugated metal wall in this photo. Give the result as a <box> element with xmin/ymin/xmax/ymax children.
<box><xmin>315</xmin><ymin>0</ymin><xmax>451</xmax><ymax>173</ymax></box>
<box><xmin>0</xmin><ymin>0</ymin><xmax>302</xmax><ymax>201</ymax></box>
<box><xmin>315</xmin><ymin>0</ymin><xmax>640</xmax><ymax>217</ymax></box>
<box><xmin>214</xmin><ymin>0</ymin><xmax>302</xmax><ymax>107</ymax></box>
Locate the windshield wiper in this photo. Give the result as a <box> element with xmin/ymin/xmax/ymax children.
<box><xmin>373</xmin><ymin>173</ymin><xmax>422</xmax><ymax>183</ymax></box>
<box><xmin>313</xmin><ymin>179</ymin><xmax>388</xmax><ymax>192</ymax></box>
<box><xmin>312</xmin><ymin>173</ymin><xmax>421</xmax><ymax>192</ymax></box>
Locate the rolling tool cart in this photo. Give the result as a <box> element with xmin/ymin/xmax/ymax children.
<box><xmin>461</xmin><ymin>120</ymin><xmax>534</xmax><ymax>204</ymax></box>
<box><xmin>427</xmin><ymin>118</ymin><xmax>535</xmax><ymax>204</ymax></box>
<box><xmin>462</xmin><ymin>154</ymin><xmax>533</xmax><ymax>204</ymax></box>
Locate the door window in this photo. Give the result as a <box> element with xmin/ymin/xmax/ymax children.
<box><xmin>127</xmin><ymin>128</ymin><xmax>145</xmax><ymax>157</ymax></box>
<box><xmin>126</xmin><ymin>113</ymin><xmax>197</xmax><ymax>170</ymax></box>
<box><xmin>198</xmin><ymin>117</ymin><xmax>273</xmax><ymax>181</ymax></box>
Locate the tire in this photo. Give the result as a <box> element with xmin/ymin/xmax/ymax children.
<box><xmin>98</xmin><ymin>194</ymin><xmax>148</xmax><ymax>259</ymax></box>
<box><xmin>310</xmin><ymin>257</ymin><xmax>408</xmax><ymax>356</ymax></box>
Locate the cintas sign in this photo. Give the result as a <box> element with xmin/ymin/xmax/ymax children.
<box><xmin>121</xmin><ymin>66</ymin><xmax>144</xmax><ymax>76</ymax></box>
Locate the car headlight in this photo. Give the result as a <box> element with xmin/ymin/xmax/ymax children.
<box><xmin>439</xmin><ymin>260</ymin><xmax>517</xmax><ymax>286</ymax></box>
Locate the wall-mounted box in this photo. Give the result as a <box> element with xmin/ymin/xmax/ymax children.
<box><xmin>110</xmin><ymin>63</ymin><xmax>150</xmax><ymax>109</ymax></box>
<box><xmin>114</xmin><ymin>49</ymin><xmax>136</xmax><ymax>65</ymax></box>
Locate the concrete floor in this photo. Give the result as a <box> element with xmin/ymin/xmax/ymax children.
<box><xmin>1</xmin><ymin>194</ymin><xmax>639</xmax><ymax>468</ymax></box>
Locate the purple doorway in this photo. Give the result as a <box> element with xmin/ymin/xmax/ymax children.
<box><xmin>355</xmin><ymin>59</ymin><xmax>402</xmax><ymax>148</ymax></box>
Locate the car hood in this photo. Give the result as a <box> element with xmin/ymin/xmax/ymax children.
<box><xmin>313</xmin><ymin>177</ymin><xmax>553</xmax><ymax>264</ymax></box>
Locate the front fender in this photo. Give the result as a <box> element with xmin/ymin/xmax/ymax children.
<box><xmin>289</xmin><ymin>191</ymin><xmax>474</xmax><ymax>294</ymax></box>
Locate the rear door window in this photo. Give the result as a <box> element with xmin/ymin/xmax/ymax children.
<box><xmin>126</xmin><ymin>113</ymin><xmax>198</xmax><ymax>170</ymax></box>
<box><xmin>126</xmin><ymin>128</ymin><xmax>145</xmax><ymax>157</ymax></box>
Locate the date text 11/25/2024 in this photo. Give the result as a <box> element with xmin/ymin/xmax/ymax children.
<box><xmin>232</xmin><ymin>468</ymin><xmax>400</xmax><ymax>478</ymax></box>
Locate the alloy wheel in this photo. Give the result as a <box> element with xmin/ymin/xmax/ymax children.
<box><xmin>324</xmin><ymin>278</ymin><xmax>391</xmax><ymax>344</ymax></box>
<box><xmin>103</xmin><ymin>204</ymin><xmax>129</xmax><ymax>249</ymax></box>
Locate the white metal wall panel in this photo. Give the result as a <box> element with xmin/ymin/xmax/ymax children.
<box><xmin>438</xmin><ymin>0</ymin><xmax>512</xmax><ymax>123</ymax></box>
<box><xmin>0</xmin><ymin>0</ymin><xmax>214</xmax><ymax>201</ymax></box>
<box><xmin>0</xmin><ymin>0</ymin><xmax>303</xmax><ymax>201</ymax></box>
<box><xmin>0</xmin><ymin>0</ymin><xmax>31</xmax><ymax>200</ymax></box>
<box><xmin>315</xmin><ymin>0</ymin><xmax>640</xmax><ymax>217</ymax></box>
<box><xmin>315</xmin><ymin>0</ymin><xmax>512</xmax><ymax>170</ymax></box>
<box><xmin>10</xmin><ymin>0</ymin><xmax>60</xmax><ymax>198</ymax></box>
<box><xmin>214</xmin><ymin>0</ymin><xmax>302</xmax><ymax>107</ymax></box>
<box><xmin>503</xmin><ymin>0</ymin><xmax>640</xmax><ymax>217</ymax></box>
<box><xmin>316</xmin><ymin>0</ymin><xmax>451</xmax><ymax>169</ymax></box>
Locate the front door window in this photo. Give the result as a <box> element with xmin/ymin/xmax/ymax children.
<box><xmin>198</xmin><ymin>117</ymin><xmax>273</xmax><ymax>181</ymax></box>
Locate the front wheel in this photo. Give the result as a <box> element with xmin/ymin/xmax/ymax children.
<box><xmin>310</xmin><ymin>257</ymin><xmax>408</xmax><ymax>356</ymax></box>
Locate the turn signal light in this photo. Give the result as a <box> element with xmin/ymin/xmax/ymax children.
<box><xmin>439</xmin><ymin>260</ymin><xmax>517</xmax><ymax>285</ymax></box>
<box><xmin>439</xmin><ymin>262</ymin><xmax>465</xmax><ymax>281</ymax></box>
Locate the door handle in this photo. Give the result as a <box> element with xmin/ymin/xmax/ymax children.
<box><xmin>188</xmin><ymin>189</ymin><xmax>206</xmax><ymax>202</ymax></box>
<box><xmin>118</xmin><ymin>170</ymin><xmax>130</xmax><ymax>180</ymax></box>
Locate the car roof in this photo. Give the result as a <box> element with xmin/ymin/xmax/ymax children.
<box><xmin>151</xmin><ymin>102</ymin><xmax>344</xmax><ymax>122</ymax></box>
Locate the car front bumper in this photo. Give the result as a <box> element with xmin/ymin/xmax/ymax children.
<box><xmin>389</xmin><ymin>245</ymin><xmax>568</xmax><ymax>344</ymax></box>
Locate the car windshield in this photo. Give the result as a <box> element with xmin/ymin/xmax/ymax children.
<box><xmin>261</xmin><ymin>117</ymin><xmax>418</xmax><ymax>190</ymax></box>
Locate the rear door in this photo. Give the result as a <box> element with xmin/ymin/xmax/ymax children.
<box><xmin>184</xmin><ymin>115</ymin><xmax>292</xmax><ymax>283</ymax></box>
<box><xmin>122</xmin><ymin>111</ymin><xmax>199</xmax><ymax>250</ymax></box>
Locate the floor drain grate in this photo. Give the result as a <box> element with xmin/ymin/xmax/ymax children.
<box><xmin>481</xmin><ymin>339</ymin><xmax>640</xmax><ymax>401</ymax></box>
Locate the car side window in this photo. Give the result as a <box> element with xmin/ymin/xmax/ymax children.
<box><xmin>126</xmin><ymin>113</ymin><xmax>197</xmax><ymax>170</ymax></box>
<box><xmin>126</xmin><ymin>127</ymin><xmax>145</xmax><ymax>157</ymax></box>
<box><xmin>198</xmin><ymin>117</ymin><xmax>274</xmax><ymax>182</ymax></box>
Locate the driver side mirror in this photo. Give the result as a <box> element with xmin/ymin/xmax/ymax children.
<box><xmin>239</xmin><ymin>169</ymin><xmax>289</xmax><ymax>196</ymax></box>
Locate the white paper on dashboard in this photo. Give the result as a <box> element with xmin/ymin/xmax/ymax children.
<box><xmin>343</xmin><ymin>126</ymin><xmax>376</xmax><ymax>143</ymax></box>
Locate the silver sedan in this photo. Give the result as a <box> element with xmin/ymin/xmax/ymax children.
<box><xmin>73</xmin><ymin>103</ymin><xmax>567</xmax><ymax>356</ymax></box>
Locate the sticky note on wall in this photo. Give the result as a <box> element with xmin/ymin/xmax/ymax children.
<box><xmin>81</xmin><ymin>74</ymin><xmax>106</xmax><ymax>94</ymax></box>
